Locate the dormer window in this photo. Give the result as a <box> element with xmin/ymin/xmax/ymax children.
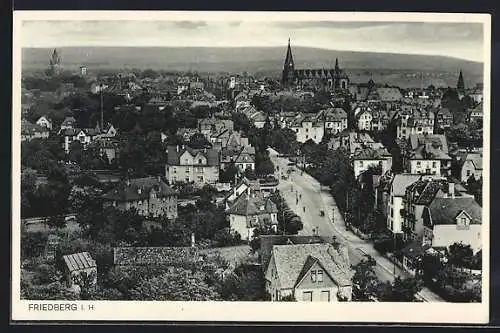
<box><xmin>198</xmin><ymin>159</ymin><xmax>203</xmax><ymax>164</ymax></box>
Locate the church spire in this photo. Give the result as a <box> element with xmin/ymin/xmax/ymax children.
<box><xmin>457</xmin><ymin>69</ymin><xmax>465</xmax><ymax>92</ymax></box>
<box><xmin>284</xmin><ymin>38</ymin><xmax>294</xmax><ymax>68</ymax></box>
<box><xmin>335</xmin><ymin>57</ymin><xmax>339</xmax><ymax>71</ymax></box>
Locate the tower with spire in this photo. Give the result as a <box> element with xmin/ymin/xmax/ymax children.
<box><xmin>457</xmin><ymin>69</ymin><xmax>465</xmax><ymax>92</ymax></box>
<box><xmin>281</xmin><ymin>38</ymin><xmax>295</xmax><ymax>88</ymax></box>
<box><xmin>48</xmin><ymin>49</ymin><xmax>61</xmax><ymax>76</ymax></box>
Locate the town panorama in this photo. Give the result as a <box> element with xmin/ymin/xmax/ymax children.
<box><xmin>20</xmin><ymin>35</ymin><xmax>484</xmax><ymax>303</ymax></box>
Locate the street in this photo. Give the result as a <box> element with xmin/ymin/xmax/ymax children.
<box><xmin>268</xmin><ymin>148</ymin><xmax>444</xmax><ymax>302</ymax></box>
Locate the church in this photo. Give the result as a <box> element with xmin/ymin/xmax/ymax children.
<box><xmin>281</xmin><ymin>39</ymin><xmax>350</xmax><ymax>91</ymax></box>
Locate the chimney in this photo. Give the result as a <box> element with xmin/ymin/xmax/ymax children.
<box><xmin>448</xmin><ymin>182</ymin><xmax>455</xmax><ymax>198</ymax></box>
<box><xmin>176</xmin><ymin>145</ymin><xmax>180</xmax><ymax>152</ymax></box>
<box><xmin>191</xmin><ymin>233</ymin><xmax>196</xmax><ymax>248</ymax></box>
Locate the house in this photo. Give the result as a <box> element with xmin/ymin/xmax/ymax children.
<box><xmin>328</xmin><ymin>131</ymin><xmax>385</xmax><ymax>155</ymax></box>
<box><xmin>102</xmin><ymin>176</ymin><xmax>178</xmax><ymax>218</ymax></box>
<box><xmin>405</xmin><ymin>134</ymin><xmax>452</xmax><ymax>177</ymax></box>
<box><xmin>265</xmin><ymin>243</ymin><xmax>353</xmax><ymax>302</ymax></box>
<box><xmin>198</xmin><ymin>117</ymin><xmax>234</xmax><ymax>137</ymax></box>
<box><xmin>59</xmin><ymin>116</ymin><xmax>77</xmax><ymax>132</ymax></box>
<box><xmin>468</xmin><ymin>104</ymin><xmax>483</xmax><ymax>123</ymax></box>
<box><xmin>234</xmin><ymin>145</ymin><xmax>256</xmax><ymax>171</ymax></box>
<box><xmin>36</xmin><ymin>116</ymin><xmax>53</xmax><ymax>130</ymax></box>
<box><xmin>320</xmin><ymin>107</ymin><xmax>348</xmax><ymax>135</ymax></box>
<box><xmin>60</xmin><ymin>127</ymin><xmax>101</xmax><ymax>153</ymax></box>
<box><xmin>370</xmin><ymin>109</ymin><xmax>390</xmax><ymax>132</ymax></box>
<box><xmin>355</xmin><ymin>108</ymin><xmax>373</xmax><ymax>131</ymax></box>
<box><xmin>165</xmin><ymin>145</ymin><xmax>220</xmax><ymax>186</ymax></box>
<box><xmin>352</xmin><ymin>147</ymin><xmax>393</xmax><ymax>178</ymax></box>
<box><xmin>62</xmin><ymin>252</ymin><xmax>97</xmax><ymax>291</ymax></box>
<box><xmin>422</xmin><ymin>195</ymin><xmax>482</xmax><ymax>253</ymax></box>
<box><xmin>289</xmin><ymin>115</ymin><xmax>325</xmax><ymax>144</ymax></box>
<box><xmin>402</xmin><ymin>179</ymin><xmax>474</xmax><ymax>243</ymax></box>
<box><xmin>455</xmin><ymin>152</ymin><xmax>483</xmax><ymax>182</ymax></box>
<box><xmin>21</xmin><ymin>120</ymin><xmax>50</xmax><ymax>141</ymax></box>
<box><xmin>249</xmin><ymin>111</ymin><xmax>267</xmax><ymax>129</ymax></box>
<box><xmin>397</xmin><ymin>109</ymin><xmax>434</xmax><ymax>140</ymax></box>
<box><xmin>387</xmin><ymin>174</ymin><xmax>422</xmax><ymax>234</ymax></box>
<box><xmin>226</xmin><ymin>191</ymin><xmax>278</xmax><ymax>241</ymax></box>
<box><xmin>434</xmin><ymin>108</ymin><xmax>453</xmax><ymax>129</ymax></box>
<box><xmin>259</xmin><ymin>235</ymin><xmax>323</xmax><ymax>269</ymax></box>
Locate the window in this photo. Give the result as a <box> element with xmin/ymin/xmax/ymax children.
<box><xmin>391</xmin><ymin>196</ymin><xmax>394</xmax><ymax>204</ymax></box>
<box><xmin>432</xmin><ymin>161</ymin><xmax>436</xmax><ymax>168</ymax></box>
<box><xmin>184</xmin><ymin>159</ymin><xmax>188</xmax><ymax>164</ymax></box>
<box><xmin>317</xmin><ymin>270</ymin><xmax>323</xmax><ymax>282</ymax></box>
<box><xmin>391</xmin><ymin>208</ymin><xmax>394</xmax><ymax>218</ymax></box>
<box><xmin>417</xmin><ymin>161</ymin><xmax>421</xmax><ymax>167</ymax></box>
<box><xmin>320</xmin><ymin>290</ymin><xmax>330</xmax><ymax>302</ymax></box>
<box><xmin>466</xmin><ymin>170</ymin><xmax>471</xmax><ymax>177</ymax></box>
<box><xmin>186</xmin><ymin>167</ymin><xmax>190</xmax><ymax>172</ymax></box>
<box><xmin>302</xmin><ymin>291</ymin><xmax>313</xmax><ymax>302</ymax></box>
<box><xmin>461</xmin><ymin>217</ymin><xmax>466</xmax><ymax>225</ymax></box>
<box><xmin>198</xmin><ymin>159</ymin><xmax>203</xmax><ymax>164</ymax></box>
<box><xmin>305</xmin><ymin>135</ymin><xmax>309</xmax><ymax>139</ymax></box>
<box><xmin>359</xmin><ymin>161</ymin><xmax>363</xmax><ymax>167</ymax></box>
<box><xmin>311</xmin><ymin>270</ymin><xmax>317</xmax><ymax>282</ymax></box>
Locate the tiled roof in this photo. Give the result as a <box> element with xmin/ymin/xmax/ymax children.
<box><xmin>461</xmin><ymin>153</ymin><xmax>483</xmax><ymax>171</ymax></box>
<box><xmin>408</xmin><ymin>134</ymin><xmax>451</xmax><ymax>160</ymax></box>
<box><xmin>426</xmin><ymin>197</ymin><xmax>482</xmax><ymax>226</ymax></box>
<box><xmin>113</xmin><ymin>247</ymin><xmax>198</xmax><ymax>266</ymax></box>
<box><xmin>391</xmin><ymin>174</ymin><xmax>422</xmax><ymax>197</ymax></box>
<box><xmin>271</xmin><ymin>243</ymin><xmax>352</xmax><ymax>289</ymax></box>
<box><xmin>226</xmin><ymin>193</ymin><xmax>278</xmax><ymax>217</ymax></box>
<box><xmin>353</xmin><ymin>147</ymin><xmax>391</xmax><ymax>160</ymax></box>
<box><xmin>63</xmin><ymin>252</ymin><xmax>97</xmax><ymax>272</ymax></box>
<box><xmin>259</xmin><ymin>235</ymin><xmax>323</xmax><ymax>268</ymax></box>
<box><xmin>322</xmin><ymin>107</ymin><xmax>347</xmax><ymax>121</ymax></box>
<box><xmin>102</xmin><ymin>177</ymin><xmax>177</xmax><ymax>202</ymax></box>
<box><xmin>376</xmin><ymin>87</ymin><xmax>403</xmax><ymax>101</ymax></box>
<box><xmin>166</xmin><ymin>145</ymin><xmax>219</xmax><ymax>166</ymax></box>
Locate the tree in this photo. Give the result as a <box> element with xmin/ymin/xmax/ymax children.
<box><xmin>72</xmin><ymin>270</ymin><xmax>97</xmax><ymax>300</ymax></box>
<box><xmin>129</xmin><ymin>267</ymin><xmax>221</xmax><ymax>301</ymax></box>
<box><xmin>46</xmin><ymin>215</ymin><xmax>67</xmax><ymax>229</ymax></box>
<box><xmin>352</xmin><ymin>256</ymin><xmax>380</xmax><ymax>301</ymax></box>
<box><xmin>188</xmin><ymin>133</ymin><xmax>211</xmax><ymax>149</ymax></box>
<box><xmin>255</xmin><ymin>151</ymin><xmax>275</xmax><ymax>176</ymax></box>
<box><xmin>448</xmin><ymin>243</ymin><xmax>474</xmax><ymax>268</ymax></box>
<box><xmin>378</xmin><ymin>276</ymin><xmax>423</xmax><ymax>302</ymax></box>
<box><xmin>220</xmin><ymin>265</ymin><xmax>267</xmax><ymax>301</ymax></box>
<box><xmin>220</xmin><ymin>163</ymin><xmax>239</xmax><ymax>183</ymax></box>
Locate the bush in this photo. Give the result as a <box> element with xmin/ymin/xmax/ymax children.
<box><xmin>33</xmin><ymin>263</ymin><xmax>61</xmax><ymax>285</ymax></box>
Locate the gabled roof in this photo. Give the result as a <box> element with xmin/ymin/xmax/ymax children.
<box><xmin>63</xmin><ymin>252</ymin><xmax>96</xmax><ymax>272</ymax></box>
<box><xmin>226</xmin><ymin>193</ymin><xmax>278</xmax><ymax>219</ymax></box>
<box><xmin>353</xmin><ymin>147</ymin><xmax>391</xmax><ymax>160</ymax></box>
<box><xmin>376</xmin><ymin>87</ymin><xmax>403</xmax><ymax>101</ymax></box>
<box><xmin>259</xmin><ymin>235</ymin><xmax>323</xmax><ymax>268</ymax></box>
<box><xmin>270</xmin><ymin>243</ymin><xmax>352</xmax><ymax>289</ymax></box>
<box><xmin>391</xmin><ymin>174</ymin><xmax>422</xmax><ymax>197</ymax></box>
<box><xmin>102</xmin><ymin>176</ymin><xmax>177</xmax><ymax>202</ymax></box>
<box><xmin>166</xmin><ymin>145</ymin><xmax>219</xmax><ymax>166</ymax></box>
<box><xmin>464</xmin><ymin>153</ymin><xmax>483</xmax><ymax>171</ymax></box>
<box><xmin>426</xmin><ymin>197</ymin><xmax>482</xmax><ymax>226</ymax></box>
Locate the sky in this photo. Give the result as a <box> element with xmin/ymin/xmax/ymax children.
<box><xmin>20</xmin><ymin>20</ymin><xmax>485</xmax><ymax>62</ymax></box>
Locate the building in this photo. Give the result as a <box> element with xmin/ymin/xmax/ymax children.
<box><xmin>165</xmin><ymin>145</ymin><xmax>220</xmax><ymax>186</ymax></box>
<box><xmin>387</xmin><ymin>174</ymin><xmax>422</xmax><ymax>234</ymax></box>
<box><xmin>328</xmin><ymin>131</ymin><xmax>385</xmax><ymax>155</ymax></box>
<box><xmin>404</xmin><ymin>134</ymin><xmax>452</xmax><ymax>177</ymax></box>
<box><xmin>62</xmin><ymin>252</ymin><xmax>97</xmax><ymax>290</ymax></box>
<box><xmin>226</xmin><ymin>191</ymin><xmax>278</xmax><ymax>241</ymax></box>
<box><xmin>355</xmin><ymin>108</ymin><xmax>373</xmax><ymax>131</ymax></box>
<box><xmin>102</xmin><ymin>176</ymin><xmax>178</xmax><ymax>218</ymax></box>
<box><xmin>258</xmin><ymin>235</ymin><xmax>323</xmax><ymax>269</ymax></box>
<box><xmin>370</xmin><ymin>109</ymin><xmax>390</xmax><ymax>132</ymax></box>
<box><xmin>36</xmin><ymin>116</ymin><xmax>53</xmax><ymax>130</ymax></box>
<box><xmin>397</xmin><ymin>109</ymin><xmax>434</xmax><ymax>140</ymax></box>
<box><xmin>198</xmin><ymin>117</ymin><xmax>234</xmax><ymax>137</ymax></box>
<box><xmin>352</xmin><ymin>147</ymin><xmax>393</xmax><ymax>178</ymax></box>
<box><xmin>21</xmin><ymin>120</ymin><xmax>50</xmax><ymax>141</ymax></box>
<box><xmin>454</xmin><ymin>152</ymin><xmax>483</xmax><ymax>182</ymax></box>
<box><xmin>48</xmin><ymin>48</ymin><xmax>61</xmax><ymax>75</ymax></box>
<box><xmin>457</xmin><ymin>69</ymin><xmax>465</xmax><ymax>94</ymax></box>
<box><xmin>320</xmin><ymin>107</ymin><xmax>348</xmax><ymax>135</ymax></box>
<box><xmin>282</xmin><ymin>39</ymin><xmax>349</xmax><ymax>91</ymax></box>
<box><xmin>289</xmin><ymin>114</ymin><xmax>325</xmax><ymax>144</ymax></box>
<box><xmin>265</xmin><ymin>243</ymin><xmax>353</xmax><ymax>302</ymax></box>
<box><xmin>60</xmin><ymin>127</ymin><xmax>101</xmax><ymax>154</ymax></box>
<box><xmin>468</xmin><ymin>104</ymin><xmax>483</xmax><ymax>123</ymax></box>
<box><xmin>434</xmin><ymin>108</ymin><xmax>453</xmax><ymax>129</ymax></box>
<box><xmin>402</xmin><ymin>179</ymin><xmax>472</xmax><ymax>243</ymax></box>
<box><xmin>59</xmin><ymin>116</ymin><xmax>77</xmax><ymax>131</ymax></box>
<box><xmin>80</xmin><ymin>66</ymin><xmax>88</xmax><ymax>76</ymax></box>
<box><xmin>422</xmin><ymin>196</ymin><xmax>482</xmax><ymax>253</ymax></box>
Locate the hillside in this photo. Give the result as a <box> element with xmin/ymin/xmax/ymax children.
<box><xmin>22</xmin><ymin>46</ymin><xmax>484</xmax><ymax>88</ymax></box>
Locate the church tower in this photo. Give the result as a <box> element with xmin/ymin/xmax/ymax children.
<box><xmin>457</xmin><ymin>69</ymin><xmax>465</xmax><ymax>92</ymax></box>
<box><xmin>282</xmin><ymin>38</ymin><xmax>295</xmax><ymax>88</ymax></box>
<box><xmin>48</xmin><ymin>49</ymin><xmax>61</xmax><ymax>76</ymax></box>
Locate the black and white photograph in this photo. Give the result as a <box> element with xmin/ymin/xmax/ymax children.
<box><xmin>11</xmin><ymin>11</ymin><xmax>490</xmax><ymax>323</ymax></box>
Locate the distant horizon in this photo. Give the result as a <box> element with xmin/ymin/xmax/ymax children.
<box><xmin>19</xmin><ymin>20</ymin><xmax>486</xmax><ymax>62</ymax></box>
<box><xmin>22</xmin><ymin>45</ymin><xmax>484</xmax><ymax>65</ymax></box>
